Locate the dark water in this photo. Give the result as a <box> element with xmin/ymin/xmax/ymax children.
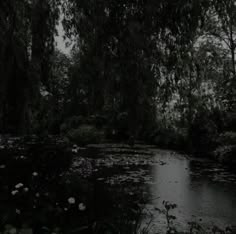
<box><xmin>72</xmin><ymin>144</ymin><xmax>236</xmax><ymax>232</ymax></box>
<box><xmin>1</xmin><ymin>138</ymin><xmax>235</xmax><ymax>232</ymax></box>
<box><xmin>147</xmin><ymin>150</ymin><xmax>236</xmax><ymax>232</ymax></box>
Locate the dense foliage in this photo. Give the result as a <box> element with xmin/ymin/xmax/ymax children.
<box><xmin>1</xmin><ymin>1</ymin><xmax>236</xmax><ymax>232</ymax></box>
<box><xmin>0</xmin><ymin>0</ymin><xmax>236</xmax><ymax>156</ymax></box>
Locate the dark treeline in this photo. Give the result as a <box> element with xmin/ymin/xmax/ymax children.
<box><xmin>0</xmin><ymin>0</ymin><xmax>236</xmax><ymax>156</ymax></box>
<box><xmin>0</xmin><ymin>0</ymin><xmax>61</xmax><ymax>134</ymax></box>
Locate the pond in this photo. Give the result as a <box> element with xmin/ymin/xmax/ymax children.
<box><xmin>0</xmin><ymin>138</ymin><xmax>235</xmax><ymax>233</ymax></box>
<box><xmin>72</xmin><ymin>143</ymin><xmax>236</xmax><ymax>233</ymax></box>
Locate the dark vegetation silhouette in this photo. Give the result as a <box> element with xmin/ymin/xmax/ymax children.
<box><xmin>0</xmin><ymin>0</ymin><xmax>236</xmax><ymax>158</ymax></box>
<box><xmin>0</xmin><ymin>0</ymin><xmax>236</xmax><ymax>155</ymax></box>
<box><xmin>0</xmin><ymin>0</ymin><xmax>236</xmax><ymax>233</ymax></box>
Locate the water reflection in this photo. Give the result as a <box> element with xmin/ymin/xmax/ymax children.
<box><xmin>73</xmin><ymin>145</ymin><xmax>236</xmax><ymax>232</ymax></box>
<box><xmin>150</xmin><ymin>151</ymin><xmax>236</xmax><ymax>231</ymax></box>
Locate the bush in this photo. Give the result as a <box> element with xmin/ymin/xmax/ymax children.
<box><xmin>87</xmin><ymin>114</ymin><xmax>108</xmax><ymax>128</ymax></box>
<box><xmin>60</xmin><ymin>116</ymin><xmax>85</xmax><ymax>134</ymax></box>
<box><xmin>213</xmin><ymin>131</ymin><xmax>236</xmax><ymax>164</ymax></box>
<box><xmin>189</xmin><ymin>111</ymin><xmax>218</xmax><ymax>153</ymax></box>
<box><xmin>150</xmin><ymin>126</ymin><xmax>188</xmax><ymax>150</ymax></box>
<box><xmin>105</xmin><ymin>112</ymin><xmax>130</xmax><ymax>141</ymax></box>
<box><xmin>213</xmin><ymin>145</ymin><xmax>236</xmax><ymax>164</ymax></box>
<box><xmin>217</xmin><ymin>131</ymin><xmax>236</xmax><ymax>146</ymax></box>
<box><xmin>67</xmin><ymin>125</ymin><xmax>104</xmax><ymax>145</ymax></box>
<box><xmin>224</xmin><ymin>112</ymin><xmax>236</xmax><ymax>131</ymax></box>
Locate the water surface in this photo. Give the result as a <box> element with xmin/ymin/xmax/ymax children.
<box><xmin>72</xmin><ymin>144</ymin><xmax>236</xmax><ymax>232</ymax></box>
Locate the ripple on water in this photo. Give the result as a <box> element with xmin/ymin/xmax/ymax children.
<box><xmin>69</xmin><ymin>144</ymin><xmax>236</xmax><ymax>232</ymax></box>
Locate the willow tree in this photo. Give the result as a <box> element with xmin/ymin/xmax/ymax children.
<box><xmin>213</xmin><ymin>0</ymin><xmax>236</xmax><ymax>77</ymax></box>
<box><xmin>203</xmin><ymin>0</ymin><xmax>236</xmax><ymax>109</ymax></box>
<box><xmin>62</xmin><ymin>0</ymin><xmax>211</xmax><ymax>138</ymax></box>
<box><xmin>0</xmin><ymin>1</ymin><xmax>31</xmax><ymax>134</ymax></box>
<box><xmin>62</xmin><ymin>0</ymin><xmax>159</xmax><ymax>137</ymax></box>
<box><xmin>0</xmin><ymin>0</ymin><xmax>61</xmax><ymax>134</ymax></box>
<box><xmin>30</xmin><ymin>0</ymin><xmax>61</xmax><ymax>133</ymax></box>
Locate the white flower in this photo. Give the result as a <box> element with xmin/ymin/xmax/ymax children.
<box><xmin>15</xmin><ymin>183</ymin><xmax>24</xmax><ymax>189</ymax></box>
<box><xmin>40</xmin><ymin>87</ymin><xmax>50</xmax><ymax>97</ymax></box>
<box><xmin>11</xmin><ymin>190</ymin><xmax>18</xmax><ymax>196</ymax></box>
<box><xmin>16</xmin><ymin>209</ymin><xmax>21</xmax><ymax>215</ymax></box>
<box><xmin>24</xmin><ymin>187</ymin><xmax>29</xmax><ymax>192</ymax></box>
<box><xmin>68</xmin><ymin>197</ymin><xmax>76</xmax><ymax>204</ymax></box>
<box><xmin>32</xmin><ymin>172</ymin><xmax>38</xmax><ymax>177</ymax></box>
<box><xmin>72</xmin><ymin>148</ymin><xmax>78</xmax><ymax>153</ymax></box>
<box><xmin>78</xmin><ymin>203</ymin><xmax>86</xmax><ymax>211</ymax></box>
<box><xmin>206</xmin><ymin>51</ymin><xmax>211</xmax><ymax>57</ymax></box>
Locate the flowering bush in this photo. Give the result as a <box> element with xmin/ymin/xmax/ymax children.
<box><xmin>67</xmin><ymin>125</ymin><xmax>104</xmax><ymax>145</ymax></box>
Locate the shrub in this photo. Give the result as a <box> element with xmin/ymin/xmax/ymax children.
<box><xmin>217</xmin><ymin>131</ymin><xmax>236</xmax><ymax>146</ymax></box>
<box><xmin>105</xmin><ymin>112</ymin><xmax>130</xmax><ymax>140</ymax></box>
<box><xmin>214</xmin><ymin>131</ymin><xmax>236</xmax><ymax>164</ymax></box>
<box><xmin>224</xmin><ymin>112</ymin><xmax>236</xmax><ymax>131</ymax></box>
<box><xmin>67</xmin><ymin>125</ymin><xmax>104</xmax><ymax>145</ymax></box>
<box><xmin>213</xmin><ymin>145</ymin><xmax>236</xmax><ymax>164</ymax></box>
<box><xmin>150</xmin><ymin>126</ymin><xmax>188</xmax><ymax>150</ymax></box>
<box><xmin>60</xmin><ymin>116</ymin><xmax>84</xmax><ymax>134</ymax></box>
<box><xmin>87</xmin><ymin>114</ymin><xmax>107</xmax><ymax>128</ymax></box>
<box><xmin>190</xmin><ymin>113</ymin><xmax>218</xmax><ymax>153</ymax></box>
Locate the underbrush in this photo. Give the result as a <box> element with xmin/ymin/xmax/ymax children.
<box><xmin>60</xmin><ymin>115</ymin><xmax>106</xmax><ymax>145</ymax></box>
<box><xmin>67</xmin><ymin>125</ymin><xmax>104</xmax><ymax>146</ymax></box>
<box><xmin>149</xmin><ymin>126</ymin><xmax>188</xmax><ymax>151</ymax></box>
<box><xmin>213</xmin><ymin>131</ymin><xmax>236</xmax><ymax>164</ymax></box>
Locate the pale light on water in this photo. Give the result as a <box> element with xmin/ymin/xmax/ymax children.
<box><xmin>72</xmin><ymin>144</ymin><xmax>236</xmax><ymax>233</ymax></box>
<box><xmin>148</xmin><ymin>150</ymin><xmax>236</xmax><ymax>231</ymax></box>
